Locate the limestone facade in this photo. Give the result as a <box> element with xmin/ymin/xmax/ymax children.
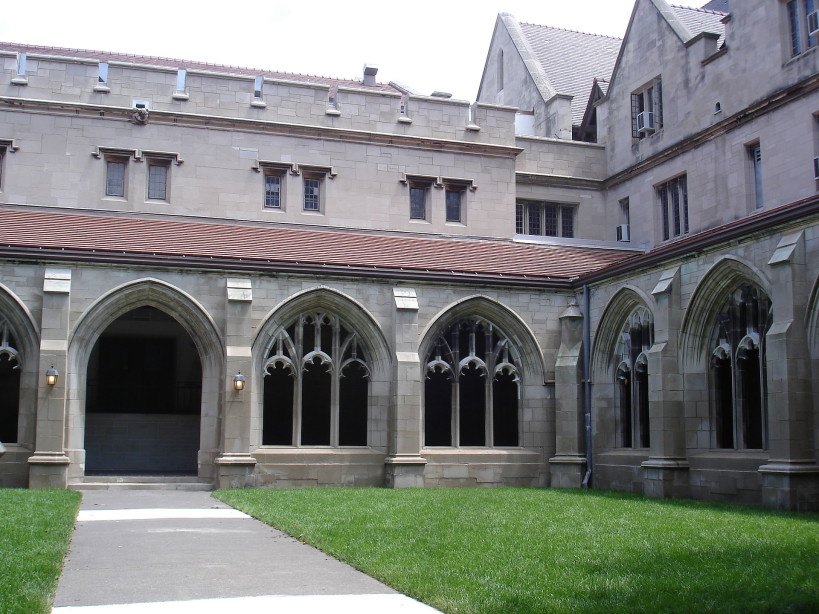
<box><xmin>0</xmin><ymin>0</ymin><xmax>817</xmax><ymax>510</ymax></box>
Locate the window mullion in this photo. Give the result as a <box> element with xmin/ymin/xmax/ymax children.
<box><xmin>330</xmin><ymin>318</ymin><xmax>340</xmax><ymax>446</ymax></box>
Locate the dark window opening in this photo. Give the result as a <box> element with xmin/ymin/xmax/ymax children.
<box><xmin>492</xmin><ymin>372</ymin><xmax>518</xmax><ymax>446</ymax></box>
<box><xmin>459</xmin><ymin>364</ymin><xmax>486</xmax><ymax>446</ymax></box>
<box><xmin>425</xmin><ymin>370</ymin><xmax>452</xmax><ymax>446</ymax></box>
<box><xmin>262</xmin><ymin>364</ymin><xmax>294</xmax><ymax>445</ymax></box>
<box><xmin>339</xmin><ymin>362</ymin><xmax>368</xmax><ymax>446</ymax></box>
<box><xmin>301</xmin><ymin>358</ymin><xmax>331</xmax><ymax>445</ymax></box>
<box><xmin>0</xmin><ymin>353</ymin><xmax>20</xmax><ymax>443</ymax></box>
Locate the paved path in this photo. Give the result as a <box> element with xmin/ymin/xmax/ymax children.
<box><xmin>52</xmin><ymin>490</ymin><xmax>440</xmax><ymax>613</ymax></box>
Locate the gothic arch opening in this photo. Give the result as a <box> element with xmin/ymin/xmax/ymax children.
<box><xmin>0</xmin><ymin>318</ymin><xmax>21</xmax><ymax>444</ymax></box>
<box><xmin>85</xmin><ymin>306</ymin><xmax>202</xmax><ymax>473</ymax></box>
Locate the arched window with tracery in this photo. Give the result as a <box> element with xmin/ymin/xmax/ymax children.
<box><xmin>424</xmin><ymin>318</ymin><xmax>520</xmax><ymax>447</ymax></box>
<box><xmin>262</xmin><ymin>311</ymin><xmax>370</xmax><ymax>447</ymax></box>
<box><xmin>0</xmin><ymin>318</ymin><xmax>21</xmax><ymax>443</ymax></box>
<box><xmin>709</xmin><ymin>285</ymin><xmax>771</xmax><ymax>449</ymax></box>
<box><xmin>614</xmin><ymin>307</ymin><xmax>653</xmax><ymax>448</ymax></box>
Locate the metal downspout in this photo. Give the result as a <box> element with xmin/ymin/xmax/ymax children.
<box><xmin>581</xmin><ymin>284</ymin><xmax>593</xmax><ymax>488</ymax></box>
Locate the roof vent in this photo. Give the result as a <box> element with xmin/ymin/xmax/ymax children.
<box><xmin>363</xmin><ymin>64</ymin><xmax>378</xmax><ymax>86</ymax></box>
<box><xmin>431</xmin><ymin>91</ymin><xmax>452</xmax><ymax>99</ymax></box>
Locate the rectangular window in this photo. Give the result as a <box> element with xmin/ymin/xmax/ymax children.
<box><xmin>98</xmin><ymin>62</ymin><xmax>109</xmax><ymax>84</ymax></box>
<box><xmin>657</xmin><ymin>175</ymin><xmax>688</xmax><ymax>241</ymax></box>
<box><xmin>445</xmin><ymin>186</ymin><xmax>464</xmax><ymax>222</ymax></box>
<box><xmin>147</xmin><ymin>159</ymin><xmax>170</xmax><ymax>200</ymax></box>
<box><xmin>16</xmin><ymin>52</ymin><xmax>26</xmax><ymax>77</ymax></box>
<box><xmin>631</xmin><ymin>77</ymin><xmax>663</xmax><ymax>139</ymax></box>
<box><xmin>176</xmin><ymin>69</ymin><xmax>187</xmax><ymax>93</ymax></box>
<box><xmin>254</xmin><ymin>76</ymin><xmax>264</xmax><ymax>99</ymax></box>
<box><xmin>748</xmin><ymin>143</ymin><xmax>763</xmax><ymax>209</ymax></box>
<box><xmin>304</xmin><ymin>176</ymin><xmax>321</xmax><ymax>211</ymax></box>
<box><xmin>105</xmin><ymin>158</ymin><xmax>127</xmax><ymax>197</ymax></box>
<box><xmin>516</xmin><ymin>201</ymin><xmax>575</xmax><ymax>237</ymax></box>
<box><xmin>515</xmin><ymin>203</ymin><xmax>524</xmax><ymax>234</ymax></box>
<box><xmin>0</xmin><ymin>146</ymin><xmax>5</xmax><ymax>189</ymax></box>
<box><xmin>409</xmin><ymin>183</ymin><xmax>429</xmax><ymax>220</ymax></box>
<box><xmin>264</xmin><ymin>174</ymin><xmax>282</xmax><ymax>208</ymax></box>
<box><xmin>788</xmin><ymin>0</ymin><xmax>818</xmax><ymax>56</ymax></box>
<box><xmin>789</xmin><ymin>1</ymin><xmax>804</xmax><ymax>55</ymax></box>
<box><xmin>807</xmin><ymin>0</ymin><xmax>818</xmax><ymax>47</ymax></box>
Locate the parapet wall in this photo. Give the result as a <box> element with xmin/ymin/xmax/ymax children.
<box><xmin>0</xmin><ymin>50</ymin><xmax>516</xmax><ymax>145</ymax></box>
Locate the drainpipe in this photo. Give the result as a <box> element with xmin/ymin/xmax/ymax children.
<box><xmin>581</xmin><ymin>284</ymin><xmax>593</xmax><ymax>488</ymax></box>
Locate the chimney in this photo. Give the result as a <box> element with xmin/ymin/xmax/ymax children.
<box><xmin>363</xmin><ymin>64</ymin><xmax>378</xmax><ymax>86</ymax></box>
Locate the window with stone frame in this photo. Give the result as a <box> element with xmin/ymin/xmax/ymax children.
<box><xmin>515</xmin><ymin>201</ymin><xmax>575</xmax><ymax>238</ymax></box>
<box><xmin>709</xmin><ymin>285</ymin><xmax>772</xmax><ymax>450</ymax></box>
<box><xmin>786</xmin><ymin>0</ymin><xmax>818</xmax><ymax>57</ymax></box>
<box><xmin>657</xmin><ymin>174</ymin><xmax>689</xmax><ymax>241</ymax></box>
<box><xmin>444</xmin><ymin>183</ymin><xmax>466</xmax><ymax>223</ymax></box>
<box><xmin>146</xmin><ymin>157</ymin><xmax>171</xmax><ymax>201</ymax></box>
<box><xmin>631</xmin><ymin>77</ymin><xmax>663</xmax><ymax>139</ymax></box>
<box><xmin>0</xmin><ymin>318</ymin><xmax>21</xmax><ymax>443</ymax></box>
<box><xmin>0</xmin><ymin>145</ymin><xmax>5</xmax><ymax>190</ymax></box>
<box><xmin>262</xmin><ymin>311</ymin><xmax>369</xmax><ymax>447</ymax></box>
<box><xmin>614</xmin><ymin>307</ymin><xmax>654</xmax><ymax>449</ymax></box>
<box><xmin>424</xmin><ymin>318</ymin><xmax>519</xmax><ymax>447</ymax></box>
<box><xmin>105</xmin><ymin>155</ymin><xmax>128</xmax><ymax>197</ymax></box>
<box><xmin>409</xmin><ymin>179</ymin><xmax>432</xmax><ymax>221</ymax></box>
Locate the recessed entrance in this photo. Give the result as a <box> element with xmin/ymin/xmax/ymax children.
<box><xmin>84</xmin><ymin>306</ymin><xmax>202</xmax><ymax>474</ymax></box>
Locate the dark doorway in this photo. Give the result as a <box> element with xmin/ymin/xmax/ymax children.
<box><xmin>85</xmin><ymin>306</ymin><xmax>202</xmax><ymax>474</ymax></box>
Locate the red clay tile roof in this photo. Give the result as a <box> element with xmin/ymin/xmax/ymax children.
<box><xmin>0</xmin><ymin>209</ymin><xmax>635</xmax><ymax>285</ymax></box>
<box><xmin>0</xmin><ymin>42</ymin><xmax>398</xmax><ymax>93</ymax></box>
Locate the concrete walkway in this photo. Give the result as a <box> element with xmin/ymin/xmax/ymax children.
<box><xmin>52</xmin><ymin>490</ymin><xmax>441</xmax><ymax>613</ymax></box>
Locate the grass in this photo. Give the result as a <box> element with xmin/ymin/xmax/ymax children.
<box><xmin>0</xmin><ymin>489</ymin><xmax>81</xmax><ymax>614</ymax></box>
<box><xmin>216</xmin><ymin>487</ymin><xmax>819</xmax><ymax>614</ymax></box>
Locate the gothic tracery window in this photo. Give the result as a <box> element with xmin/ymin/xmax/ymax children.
<box><xmin>709</xmin><ymin>285</ymin><xmax>771</xmax><ymax>449</ymax></box>
<box><xmin>615</xmin><ymin>308</ymin><xmax>653</xmax><ymax>448</ymax></box>
<box><xmin>262</xmin><ymin>311</ymin><xmax>369</xmax><ymax>447</ymax></box>
<box><xmin>424</xmin><ymin>318</ymin><xmax>520</xmax><ymax>447</ymax></box>
<box><xmin>0</xmin><ymin>318</ymin><xmax>21</xmax><ymax>443</ymax></box>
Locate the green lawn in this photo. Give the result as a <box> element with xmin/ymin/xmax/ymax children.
<box><xmin>216</xmin><ymin>487</ymin><xmax>819</xmax><ymax>614</ymax></box>
<box><xmin>0</xmin><ymin>489</ymin><xmax>80</xmax><ymax>614</ymax></box>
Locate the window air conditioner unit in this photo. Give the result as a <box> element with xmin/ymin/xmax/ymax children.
<box><xmin>637</xmin><ymin>111</ymin><xmax>655</xmax><ymax>133</ymax></box>
<box><xmin>814</xmin><ymin>156</ymin><xmax>819</xmax><ymax>181</ymax></box>
<box><xmin>616</xmin><ymin>224</ymin><xmax>630</xmax><ymax>242</ymax></box>
<box><xmin>808</xmin><ymin>11</ymin><xmax>819</xmax><ymax>37</ymax></box>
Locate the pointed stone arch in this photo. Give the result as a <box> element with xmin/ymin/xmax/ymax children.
<box><xmin>66</xmin><ymin>278</ymin><xmax>224</xmax><ymax>480</ymax></box>
<box><xmin>252</xmin><ymin>286</ymin><xmax>391</xmax><ymax>451</ymax></box>
<box><xmin>419</xmin><ymin>295</ymin><xmax>546</xmax><ymax>384</ymax></box>
<box><xmin>807</xmin><ymin>275</ymin><xmax>819</xmax><ymax>361</ymax></box>
<box><xmin>0</xmin><ymin>283</ymin><xmax>40</xmax><ymax>460</ymax></box>
<box><xmin>591</xmin><ymin>285</ymin><xmax>656</xmax><ymax>381</ymax></box>
<box><xmin>680</xmin><ymin>256</ymin><xmax>771</xmax><ymax>370</ymax></box>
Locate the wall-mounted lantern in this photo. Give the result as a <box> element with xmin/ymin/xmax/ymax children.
<box><xmin>232</xmin><ymin>372</ymin><xmax>246</xmax><ymax>391</ymax></box>
<box><xmin>45</xmin><ymin>365</ymin><xmax>59</xmax><ymax>386</ymax></box>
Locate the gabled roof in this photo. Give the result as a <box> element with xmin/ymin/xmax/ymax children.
<box><xmin>0</xmin><ymin>208</ymin><xmax>636</xmax><ymax>287</ymax></box>
<box><xmin>603</xmin><ymin>0</ymin><xmax>727</xmax><ymax>101</ymax></box>
<box><xmin>671</xmin><ymin>5</ymin><xmax>727</xmax><ymax>47</ymax></box>
<box><xmin>516</xmin><ymin>22</ymin><xmax>621</xmax><ymax>126</ymax></box>
<box><xmin>0</xmin><ymin>42</ymin><xmax>398</xmax><ymax>92</ymax></box>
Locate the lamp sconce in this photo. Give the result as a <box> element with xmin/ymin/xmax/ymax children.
<box><xmin>45</xmin><ymin>365</ymin><xmax>59</xmax><ymax>386</ymax></box>
<box><xmin>232</xmin><ymin>372</ymin><xmax>246</xmax><ymax>391</ymax></box>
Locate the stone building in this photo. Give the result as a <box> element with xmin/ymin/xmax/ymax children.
<box><xmin>0</xmin><ymin>0</ymin><xmax>816</xmax><ymax>510</ymax></box>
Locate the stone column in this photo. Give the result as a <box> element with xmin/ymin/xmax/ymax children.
<box><xmin>642</xmin><ymin>267</ymin><xmax>690</xmax><ymax>498</ymax></box>
<box><xmin>384</xmin><ymin>288</ymin><xmax>427</xmax><ymax>487</ymax></box>
<box><xmin>549</xmin><ymin>300</ymin><xmax>585</xmax><ymax>487</ymax></box>
<box><xmin>759</xmin><ymin>232</ymin><xmax>819</xmax><ymax>511</ymax></box>
<box><xmin>215</xmin><ymin>278</ymin><xmax>257</xmax><ymax>488</ymax></box>
<box><xmin>28</xmin><ymin>269</ymin><xmax>72</xmax><ymax>488</ymax></box>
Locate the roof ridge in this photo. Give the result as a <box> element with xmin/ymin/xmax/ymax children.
<box><xmin>517</xmin><ymin>22</ymin><xmax>622</xmax><ymax>42</ymax></box>
<box><xmin>670</xmin><ymin>4</ymin><xmax>727</xmax><ymax>16</ymax></box>
<box><xmin>0</xmin><ymin>41</ymin><xmax>383</xmax><ymax>87</ymax></box>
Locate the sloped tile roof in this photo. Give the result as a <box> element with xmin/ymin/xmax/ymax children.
<box><xmin>0</xmin><ymin>209</ymin><xmax>636</xmax><ymax>285</ymax></box>
<box><xmin>0</xmin><ymin>42</ymin><xmax>398</xmax><ymax>92</ymax></box>
<box><xmin>671</xmin><ymin>5</ymin><xmax>727</xmax><ymax>46</ymax></box>
<box><xmin>518</xmin><ymin>24</ymin><xmax>621</xmax><ymax>126</ymax></box>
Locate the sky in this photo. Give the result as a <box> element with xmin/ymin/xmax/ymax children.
<box><xmin>0</xmin><ymin>0</ymin><xmax>675</xmax><ymax>101</ymax></box>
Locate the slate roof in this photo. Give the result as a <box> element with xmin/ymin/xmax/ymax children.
<box><xmin>0</xmin><ymin>42</ymin><xmax>398</xmax><ymax>92</ymax></box>
<box><xmin>517</xmin><ymin>23</ymin><xmax>621</xmax><ymax>126</ymax></box>
<box><xmin>0</xmin><ymin>208</ymin><xmax>636</xmax><ymax>286</ymax></box>
<box><xmin>671</xmin><ymin>5</ymin><xmax>727</xmax><ymax>46</ymax></box>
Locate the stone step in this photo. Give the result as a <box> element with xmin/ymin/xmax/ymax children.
<box><xmin>69</xmin><ymin>475</ymin><xmax>214</xmax><ymax>491</ymax></box>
